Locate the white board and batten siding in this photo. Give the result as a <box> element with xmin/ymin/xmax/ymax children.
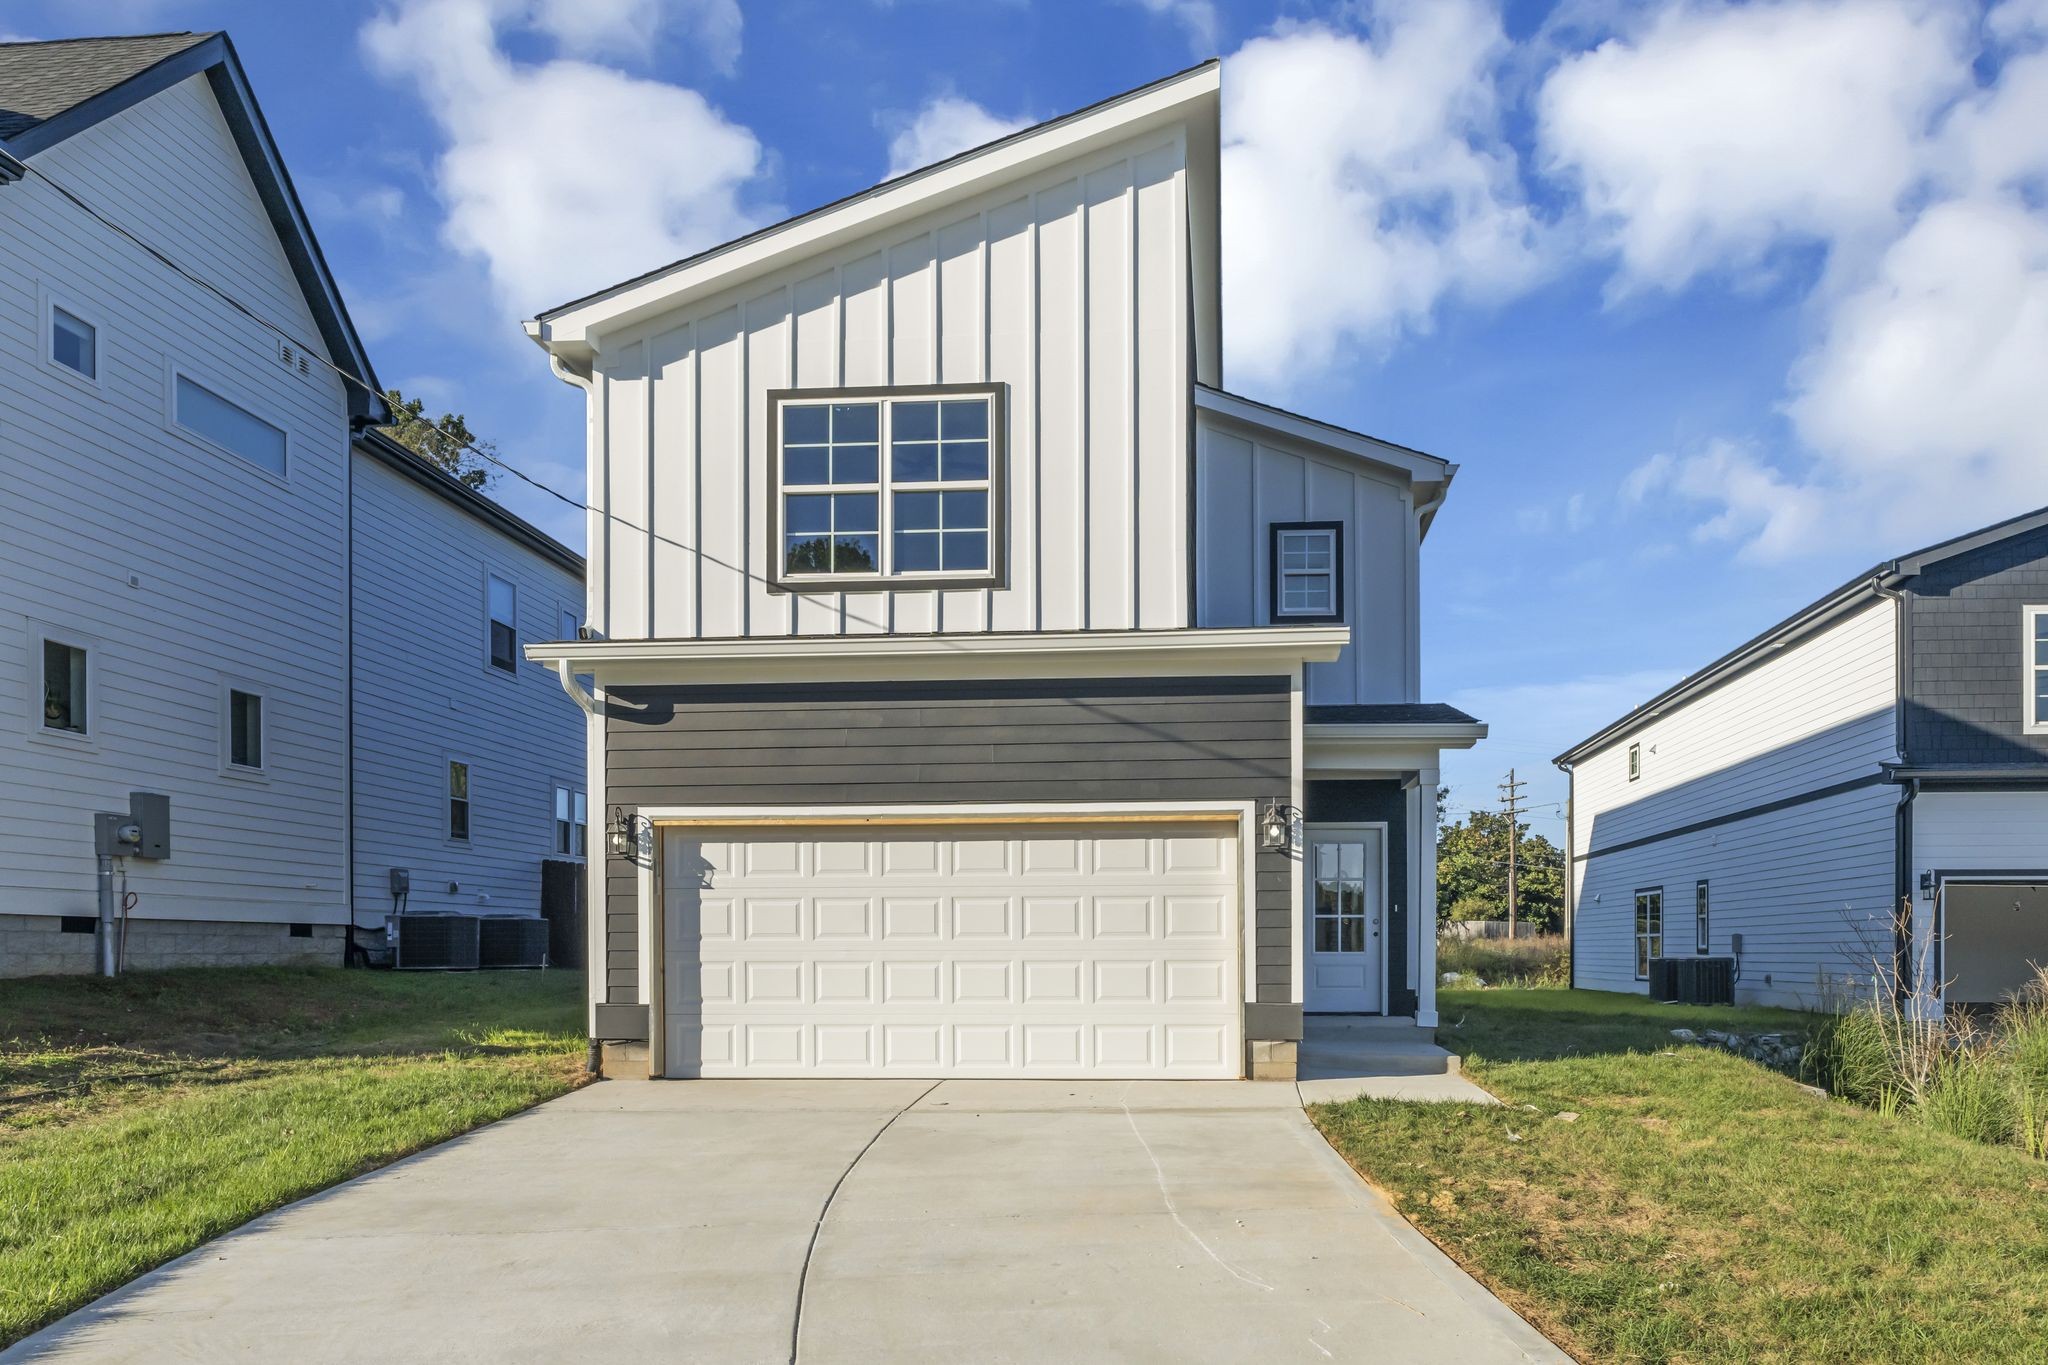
<box><xmin>0</xmin><ymin>74</ymin><xmax>351</xmax><ymax>924</ymax></box>
<box><xmin>1572</xmin><ymin>600</ymin><xmax>1903</xmax><ymax>1005</ymax></box>
<box><xmin>1193</xmin><ymin>413</ymin><xmax>1416</xmax><ymax>705</ymax></box>
<box><xmin>350</xmin><ymin>454</ymin><xmax>587</xmax><ymax>917</ymax></box>
<box><xmin>584</xmin><ymin>127</ymin><xmax>1192</xmax><ymax>641</ymax></box>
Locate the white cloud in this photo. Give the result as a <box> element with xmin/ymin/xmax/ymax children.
<box><xmin>362</xmin><ymin>0</ymin><xmax>768</xmax><ymax>321</ymax></box>
<box><xmin>884</xmin><ymin>95</ymin><xmax>1029</xmax><ymax>178</ymax></box>
<box><xmin>1537</xmin><ymin>0</ymin><xmax>1973</xmax><ymax>293</ymax></box>
<box><xmin>1124</xmin><ymin>0</ymin><xmax>1220</xmax><ymax>52</ymax></box>
<box><xmin>532</xmin><ymin>0</ymin><xmax>742</xmax><ymax>72</ymax></box>
<box><xmin>1623</xmin><ymin>439</ymin><xmax>1832</xmax><ymax>562</ymax></box>
<box><xmin>1220</xmin><ymin>4</ymin><xmax>1549</xmax><ymax>387</ymax></box>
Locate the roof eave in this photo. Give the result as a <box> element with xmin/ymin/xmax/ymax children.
<box><xmin>1194</xmin><ymin>383</ymin><xmax>1452</xmax><ymax>484</ymax></box>
<box><xmin>352</xmin><ymin>429</ymin><xmax>584</xmax><ymax>578</ymax></box>
<box><xmin>525</xmin><ymin>61</ymin><xmax>1222</xmax><ymax>357</ymax></box>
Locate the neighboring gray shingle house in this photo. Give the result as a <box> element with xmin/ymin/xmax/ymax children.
<box><xmin>525</xmin><ymin>63</ymin><xmax>1485</xmax><ymax>1081</ymax></box>
<box><xmin>1557</xmin><ymin>507</ymin><xmax>2048</xmax><ymax>1013</ymax></box>
<box><xmin>0</xmin><ymin>32</ymin><xmax>584</xmax><ymax>974</ymax></box>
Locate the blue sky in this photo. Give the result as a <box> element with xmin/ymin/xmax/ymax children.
<box><xmin>13</xmin><ymin>0</ymin><xmax>2048</xmax><ymax>837</ymax></box>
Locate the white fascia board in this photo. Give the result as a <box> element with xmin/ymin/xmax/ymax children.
<box><xmin>1195</xmin><ymin>386</ymin><xmax>1451</xmax><ymax>484</ymax></box>
<box><xmin>1304</xmin><ymin>722</ymin><xmax>1487</xmax><ymax>777</ymax></box>
<box><xmin>527</xmin><ymin>65</ymin><xmax>1221</xmax><ymax>360</ymax></box>
<box><xmin>525</xmin><ymin>625</ymin><xmax>1347</xmax><ymax>686</ymax></box>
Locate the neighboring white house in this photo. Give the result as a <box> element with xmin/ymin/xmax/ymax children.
<box><xmin>1557</xmin><ymin>507</ymin><xmax>2048</xmax><ymax>1013</ymax></box>
<box><xmin>0</xmin><ymin>32</ymin><xmax>585</xmax><ymax>976</ymax></box>
<box><xmin>525</xmin><ymin>62</ymin><xmax>1484</xmax><ymax>1081</ymax></box>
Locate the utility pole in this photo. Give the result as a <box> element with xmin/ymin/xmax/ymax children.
<box><xmin>1499</xmin><ymin>769</ymin><xmax>1526</xmax><ymax>938</ymax></box>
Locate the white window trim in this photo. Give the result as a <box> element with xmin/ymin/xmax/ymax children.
<box><xmin>768</xmin><ymin>386</ymin><xmax>1005</xmax><ymax>592</ymax></box>
<box><xmin>446</xmin><ymin>755</ymin><xmax>474</xmax><ymax>845</ymax></box>
<box><xmin>164</xmin><ymin>361</ymin><xmax>291</xmax><ymax>485</ymax></box>
<box><xmin>484</xmin><ymin>570</ymin><xmax>519</xmax><ymax>678</ymax></box>
<box><xmin>26</xmin><ymin>618</ymin><xmax>99</xmax><ymax>750</ymax></box>
<box><xmin>1627</xmin><ymin>742</ymin><xmax>1642</xmax><ymax>781</ymax></box>
<box><xmin>1635</xmin><ymin>886</ymin><xmax>1663</xmax><ymax>981</ymax></box>
<box><xmin>218</xmin><ymin>677</ymin><xmax>270</xmax><ymax>780</ymax></box>
<box><xmin>554</xmin><ymin>782</ymin><xmax>588</xmax><ymax>861</ymax></box>
<box><xmin>41</xmin><ymin>285</ymin><xmax>105</xmax><ymax>392</ymax></box>
<box><xmin>2024</xmin><ymin>605</ymin><xmax>2048</xmax><ymax>735</ymax></box>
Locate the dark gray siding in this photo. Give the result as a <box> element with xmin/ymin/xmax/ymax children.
<box><xmin>602</xmin><ymin>675</ymin><xmax>1294</xmax><ymax>1016</ymax></box>
<box><xmin>1305</xmin><ymin>780</ymin><xmax>1413</xmax><ymax>1015</ymax></box>
<box><xmin>1905</xmin><ymin>525</ymin><xmax>2048</xmax><ymax>767</ymax></box>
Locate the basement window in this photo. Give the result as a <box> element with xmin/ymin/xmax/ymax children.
<box><xmin>770</xmin><ymin>386</ymin><xmax>1004</xmax><ymax>591</ymax></box>
<box><xmin>1269</xmin><ymin>523</ymin><xmax>1343</xmax><ymax>624</ymax></box>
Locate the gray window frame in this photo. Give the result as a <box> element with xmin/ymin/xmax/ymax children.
<box><xmin>1628</xmin><ymin>742</ymin><xmax>1642</xmax><ymax>781</ymax></box>
<box><xmin>765</xmin><ymin>383</ymin><xmax>1008</xmax><ymax>594</ymax></box>
<box><xmin>1695</xmin><ymin>879</ymin><xmax>1710</xmax><ymax>954</ymax></box>
<box><xmin>1268</xmin><ymin>521</ymin><xmax>1344</xmax><ymax>624</ymax></box>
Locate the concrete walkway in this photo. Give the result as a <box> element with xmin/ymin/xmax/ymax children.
<box><xmin>5</xmin><ymin>1081</ymin><xmax>1564</xmax><ymax>1365</ymax></box>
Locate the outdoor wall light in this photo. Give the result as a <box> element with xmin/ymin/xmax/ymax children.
<box><xmin>1258</xmin><ymin>799</ymin><xmax>1300</xmax><ymax>853</ymax></box>
<box><xmin>1919</xmin><ymin>871</ymin><xmax>1936</xmax><ymax>901</ymax></box>
<box><xmin>608</xmin><ymin>807</ymin><xmax>648</xmax><ymax>860</ymax></box>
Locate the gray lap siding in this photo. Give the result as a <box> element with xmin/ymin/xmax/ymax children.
<box><xmin>599</xmin><ymin>675</ymin><xmax>1294</xmax><ymax>1015</ymax></box>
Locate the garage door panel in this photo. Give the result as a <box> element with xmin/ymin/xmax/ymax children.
<box><xmin>664</xmin><ymin>823</ymin><xmax>1241</xmax><ymax>1079</ymax></box>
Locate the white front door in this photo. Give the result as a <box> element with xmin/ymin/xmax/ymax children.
<box><xmin>662</xmin><ymin>820</ymin><xmax>1242</xmax><ymax>1078</ymax></box>
<box><xmin>1305</xmin><ymin>826</ymin><xmax>1385</xmax><ymax>1013</ymax></box>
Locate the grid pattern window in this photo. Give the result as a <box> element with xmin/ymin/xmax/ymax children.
<box><xmin>448</xmin><ymin>761</ymin><xmax>471</xmax><ymax>841</ymax></box>
<box><xmin>555</xmin><ymin>786</ymin><xmax>587</xmax><ymax>858</ymax></box>
<box><xmin>1311</xmin><ymin>840</ymin><xmax>1369</xmax><ymax>952</ymax></box>
<box><xmin>1635</xmin><ymin>888</ymin><xmax>1663</xmax><ymax>980</ymax></box>
<box><xmin>488</xmin><ymin>575</ymin><xmax>518</xmax><ymax>673</ymax></box>
<box><xmin>1695</xmin><ymin>880</ymin><xmax>1710</xmax><ymax>955</ymax></box>
<box><xmin>1268</xmin><ymin>523</ymin><xmax>1343</xmax><ymax>623</ymax></box>
<box><xmin>42</xmin><ymin>639</ymin><xmax>88</xmax><ymax>735</ymax></box>
<box><xmin>772</xmin><ymin>387</ymin><xmax>1002</xmax><ymax>588</ymax></box>
<box><xmin>227</xmin><ymin>689</ymin><xmax>263</xmax><ymax>770</ymax></box>
<box><xmin>2028</xmin><ymin>606</ymin><xmax>2048</xmax><ymax>733</ymax></box>
<box><xmin>1628</xmin><ymin>742</ymin><xmax>1641</xmax><ymax>781</ymax></box>
<box><xmin>52</xmin><ymin>307</ymin><xmax>96</xmax><ymax>379</ymax></box>
<box><xmin>174</xmin><ymin>375</ymin><xmax>286</xmax><ymax>476</ymax></box>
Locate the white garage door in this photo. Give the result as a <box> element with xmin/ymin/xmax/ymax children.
<box><xmin>661</xmin><ymin>821</ymin><xmax>1241</xmax><ymax>1078</ymax></box>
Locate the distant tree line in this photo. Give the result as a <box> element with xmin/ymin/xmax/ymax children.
<box><xmin>1435</xmin><ymin>790</ymin><xmax>1565</xmax><ymax>933</ymax></box>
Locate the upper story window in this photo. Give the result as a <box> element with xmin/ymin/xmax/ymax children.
<box><xmin>52</xmin><ymin>307</ymin><xmax>97</xmax><ymax>380</ymax></box>
<box><xmin>555</xmin><ymin>785</ymin><xmax>587</xmax><ymax>858</ymax></box>
<box><xmin>2027</xmin><ymin>606</ymin><xmax>2048</xmax><ymax>734</ymax></box>
<box><xmin>1268</xmin><ymin>522</ymin><xmax>1343</xmax><ymax>624</ymax></box>
<box><xmin>42</xmin><ymin>636</ymin><xmax>89</xmax><ymax>737</ymax></box>
<box><xmin>487</xmin><ymin>575</ymin><xmax>518</xmax><ymax>673</ymax></box>
<box><xmin>769</xmin><ymin>385</ymin><xmax>1006</xmax><ymax>592</ymax></box>
<box><xmin>174</xmin><ymin>373</ymin><xmax>287</xmax><ymax>477</ymax></box>
<box><xmin>1628</xmin><ymin>742</ymin><xmax>1642</xmax><ymax>781</ymax></box>
<box><xmin>224</xmin><ymin>686</ymin><xmax>265</xmax><ymax>773</ymax></box>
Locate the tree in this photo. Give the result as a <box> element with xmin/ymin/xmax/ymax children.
<box><xmin>1436</xmin><ymin>796</ymin><xmax>1565</xmax><ymax>932</ymax></box>
<box><xmin>379</xmin><ymin>388</ymin><xmax>494</xmax><ymax>490</ymax></box>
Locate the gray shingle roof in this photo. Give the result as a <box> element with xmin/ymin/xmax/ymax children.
<box><xmin>0</xmin><ymin>32</ymin><xmax>213</xmax><ymax>140</ymax></box>
<box><xmin>1304</xmin><ymin>703</ymin><xmax>1482</xmax><ymax>727</ymax></box>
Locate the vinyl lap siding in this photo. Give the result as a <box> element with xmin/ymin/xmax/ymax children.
<box><xmin>600</xmin><ymin>676</ymin><xmax>1290</xmax><ymax>1007</ymax></box>
<box><xmin>0</xmin><ymin>75</ymin><xmax>350</xmax><ymax>923</ymax></box>
<box><xmin>1570</xmin><ymin>599</ymin><xmax>1901</xmax><ymax>1002</ymax></box>
<box><xmin>589</xmin><ymin>128</ymin><xmax>1190</xmax><ymax>642</ymax></box>
<box><xmin>349</xmin><ymin>453</ymin><xmax>586</xmax><ymax>918</ymax></box>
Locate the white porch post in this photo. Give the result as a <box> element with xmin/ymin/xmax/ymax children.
<box><xmin>1415</xmin><ymin>765</ymin><xmax>1440</xmax><ymax>1028</ymax></box>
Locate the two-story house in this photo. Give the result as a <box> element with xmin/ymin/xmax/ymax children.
<box><xmin>1557</xmin><ymin>507</ymin><xmax>2048</xmax><ymax>1013</ymax></box>
<box><xmin>525</xmin><ymin>63</ymin><xmax>1484</xmax><ymax>1081</ymax></box>
<box><xmin>0</xmin><ymin>31</ymin><xmax>585</xmax><ymax>974</ymax></box>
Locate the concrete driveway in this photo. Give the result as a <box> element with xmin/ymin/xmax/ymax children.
<box><xmin>4</xmin><ymin>1081</ymin><xmax>1564</xmax><ymax>1365</ymax></box>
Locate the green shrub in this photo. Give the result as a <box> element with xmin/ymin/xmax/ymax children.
<box><xmin>1808</xmin><ymin>1008</ymin><xmax>1900</xmax><ymax>1105</ymax></box>
<box><xmin>2006</xmin><ymin>1012</ymin><xmax>2048</xmax><ymax>1102</ymax></box>
<box><xmin>1920</xmin><ymin>1051</ymin><xmax>2019</xmax><ymax>1147</ymax></box>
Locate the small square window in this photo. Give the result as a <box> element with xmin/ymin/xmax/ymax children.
<box><xmin>488</xmin><ymin>575</ymin><xmax>518</xmax><ymax>673</ymax></box>
<box><xmin>449</xmin><ymin>760</ymin><xmax>471</xmax><ymax>841</ymax></box>
<box><xmin>42</xmin><ymin>639</ymin><xmax>88</xmax><ymax>735</ymax></box>
<box><xmin>52</xmin><ymin>307</ymin><xmax>96</xmax><ymax>379</ymax></box>
<box><xmin>227</xmin><ymin>688</ymin><xmax>263</xmax><ymax>770</ymax></box>
<box><xmin>1268</xmin><ymin>523</ymin><xmax>1343</xmax><ymax>624</ymax></box>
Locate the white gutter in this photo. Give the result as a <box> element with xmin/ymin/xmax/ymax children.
<box><xmin>524</xmin><ymin>625</ymin><xmax>1349</xmax><ymax>686</ymax></box>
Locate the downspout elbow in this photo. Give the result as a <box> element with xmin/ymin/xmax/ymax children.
<box><xmin>555</xmin><ymin>659</ymin><xmax>597</xmax><ymax>715</ymax></box>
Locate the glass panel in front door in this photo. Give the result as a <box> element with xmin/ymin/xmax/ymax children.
<box><xmin>1314</xmin><ymin>840</ymin><xmax>1371</xmax><ymax>954</ymax></box>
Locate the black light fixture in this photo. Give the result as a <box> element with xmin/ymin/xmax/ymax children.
<box><xmin>608</xmin><ymin>807</ymin><xmax>647</xmax><ymax>860</ymax></box>
<box><xmin>1258</xmin><ymin>798</ymin><xmax>1300</xmax><ymax>853</ymax></box>
<box><xmin>1919</xmin><ymin>871</ymin><xmax>1936</xmax><ymax>901</ymax></box>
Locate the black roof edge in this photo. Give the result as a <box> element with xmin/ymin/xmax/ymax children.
<box><xmin>533</xmin><ymin>58</ymin><xmax>1221</xmax><ymax>324</ymax></box>
<box><xmin>353</xmin><ymin>428</ymin><xmax>584</xmax><ymax>578</ymax></box>
<box><xmin>11</xmin><ymin>32</ymin><xmax>387</xmax><ymax>427</ymax></box>
<box><xmin>1195</xmin><ymin>383</ymin><xmax>1448</xmax><ymax>469</ymax></box>
<box><xmin>1555</xmin><ymin>502</ymin><xmax>2048</xmax><ymax>767</ymax></box>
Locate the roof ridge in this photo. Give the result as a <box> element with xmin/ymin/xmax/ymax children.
<box><xmin>0</xmin><ymin>30</ymin><xmax>210</xmax><ymax>48</ymax></box>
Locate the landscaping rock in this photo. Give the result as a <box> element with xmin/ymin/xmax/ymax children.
<box><xmin>1556</xmin><ymin>1111</ymin><xmax>1580</xmax><ymax>1122</ymax></box>
<box><xmin>1669</xmin><ymin>1028</ymin><xmax>1697</xmax><ymax>1041</ymax></box>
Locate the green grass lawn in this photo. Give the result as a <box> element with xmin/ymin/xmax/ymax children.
<box><xmin>1311</xmin><ymin>987</ymin><xmax>2048</xmax><ymax>1364</ymax></box>
<box><xmin>0</xmin><ymin>967</ymin><xmax>587</xmax><ymax>1346</ymax></box>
